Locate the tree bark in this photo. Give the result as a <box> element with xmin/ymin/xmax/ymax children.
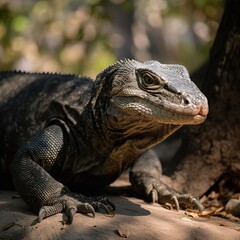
<box><xmin>170</xmin><ymin>0</ymin><xmax>240</xmax><ymax>196</ymax></box>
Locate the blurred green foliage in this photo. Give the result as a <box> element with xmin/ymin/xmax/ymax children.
<box><xmin>0</xmin><ymin>0</ymin><xmax>224</xmax><ymax>77</ymax></box>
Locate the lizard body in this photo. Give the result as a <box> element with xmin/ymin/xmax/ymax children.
<box><xmin>0</xmin><ymin>59</ymin><xmax>208</xmax><ymax>223</ymax></box>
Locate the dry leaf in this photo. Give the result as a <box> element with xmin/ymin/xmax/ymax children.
<box><xmin>117</xmin><ymin>224</ymin><xmax>130</xmax><ymax>238</ymax></box>
<box><xmin>199</xmin><ymin>209</ymin><xmax>217</xmax><ymax>217</ymax></box>
<box><xmin>185</xmin><ymin>207</ymin><xmax>225</xmax><ymax>219</ymax></box>
<box><xmin>162</xmin><ymin>203</ymin><xmax>173</xmax><ymax>210</ymax></box>
<box><xmin>185</xmin><ymin>211</ymin><xmax>199</xmax><ymax>219</ymax></box>
<box><xmin>214</xmin><ymin>207</ymin><xmax>225</xmax><ymax>214</ymax></box>
<box><xmin>199</xmin><ymin>195</ymin><xmax>207</xmax><ymax>204</ymax></box>
<box><xmin>208</xmin><ymin>191</ymin><xmax>219</xmax><ymax>199</ymax></box>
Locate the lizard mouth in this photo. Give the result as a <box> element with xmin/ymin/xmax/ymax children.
<box><xmin>192</xmin><ymin>114</ymin><xmax>207</xmax><ymax>124</ymax></box>
<box><xmin>191</xmin><ymin>104</ymin><xmax>208</xmax><ymax>124</ymax></box>
<box><xmin>108</xmin><ymin>96</ymin><xmax>209</xmax><ymax>125</ymax></box>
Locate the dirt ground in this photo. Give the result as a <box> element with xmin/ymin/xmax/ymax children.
<box><xmin>0</xmin><ymin>177</ymin><xmax>240</xmax><ymax>240</ymax></box>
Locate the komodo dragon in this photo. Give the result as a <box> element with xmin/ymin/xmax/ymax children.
<box><xmin>0</xmin><ymin>59</ymin><xmax>208</xmax><ymax>223</ymax></box>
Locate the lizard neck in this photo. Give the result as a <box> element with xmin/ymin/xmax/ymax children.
<box><xmin>89</xmin><ymin>89</ymin><xmax>182</xmax><ymax>165</ymax></box>
<box><xmin>96</xmin><ymin>114</ymin><xmax>182</xmax><ymax>175</ymax></box>
<box><xmin>74</xmin><ymin>103</ymin><xmax>113</xmax><ymax>158</ymax></box>
<box><xmin>107</xmin><ymin>114</ymin><xmax>182</xmax><ymax>152</ymax></box>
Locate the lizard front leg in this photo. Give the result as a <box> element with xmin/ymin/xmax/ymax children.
<box><xmin>11</xmin><ymin>124</ymin><xmax>114</xmax><ymax>223</ymax></box>
<box><xmin>130</xmin><ymin>149</ymin><xmax>203</xmax><ymax>211</ymax></box>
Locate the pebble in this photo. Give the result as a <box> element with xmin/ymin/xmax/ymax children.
<box><xmin>225</xmin><ymin>199</ymin><xmax>240</xmax><ymax>217</ymax></box>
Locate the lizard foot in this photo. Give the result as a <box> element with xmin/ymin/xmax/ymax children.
<box><xmin>131</xmin><ymin>172</ymin><xmax>203</xmax><ymax>212</ymax></box>
<box><xmin>38</xmin><ymin>192</ymin><xmax>115</xmax><ymax>224</ymax></box>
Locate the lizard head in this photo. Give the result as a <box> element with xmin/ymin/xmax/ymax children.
<box><xmin>93</xmin><ymin>59</ymin><xmax>208</xmax><ymax>129</ymax></box>
<box><xmin>97</xmin><ymin>59</ymin><xmax>208</xmax><ymax>126</ymax></box>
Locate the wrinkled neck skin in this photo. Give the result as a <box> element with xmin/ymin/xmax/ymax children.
<box><xmin>91</xmin><ymin>94</ymin><xmax>182</xmax><ymax>168</ymax></box>
<box><xmin>107</xmin><ymin>113</ymin><xmax>182</xmax><ymax>152</ymax></box>
<box><xmin>107</xmin><ymin>113</ymin><xmax>182</xmax><ymax>172</ymax></box>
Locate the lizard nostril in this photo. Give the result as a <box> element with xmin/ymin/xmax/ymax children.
<box><xmin>182</xmin><ymin>97</ymin><xmax>190</xmax><ymax>105</ymax></box>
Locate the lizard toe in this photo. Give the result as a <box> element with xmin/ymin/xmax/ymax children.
<box><xmin>93</xmin><ymin>202</ymin><xmax>110</xmax><ymax>214</ymax></box>
<box><xmin>170</xmin><ymin>195</ymin><xmax>180</xmax><ymax>211</ymax></box>
<box><xmin>99</xmin><ymin>197</ymin><xmax>115</xmax><ymax>211</ymax></box>
<box><xmin>65</xmin><ymin>199</ymin><xmax>96</xmax><ymax>223</ymax></box>
<box><xmin>73</xmin><ymin>194</ymin><xmax>115</xmax><ymax>213</ymax></box>
<box><xmin>151</xmin><ymin>189</ymin><xmax>158</xmax><ymax>203</ymax></box>
<box><xmin>90</xmin><ymin>197</ymin><xmax>115</xmax><ymax>214</ymax></box>
<box><xmin>65</xmin><ymin>201</ymin><xmax>78</xmax><ymax>224</ymax></box>
<box><xmin>177</xmin><ymin>194</ymin><xmax>203</xmax><ymax>212</ymax></box>
<box><xmin>191</xmin><ymin>198</ymin><xmax>204</xmax><ymax>212</ymax></box>
<box><xmin>77</xmin><ymin>203</ymin><xmax>95</xmax><ymax>217</ymax></box>
<box><xmin>66</xmin><ymin>202</ymin><xmax>96</xmax><ymax>224</ymax></box>
<box><xmin>105</xmin><ymin>198</ymin><xmax>116</xmax><ymax>211</ymax></box>
<box><xmin>38</xmin><ymin>203</ymin><xmax>64</xmax><ymax>222</ymax></box>
<box><xmin>67</xmin><ymin>207</ymin><xmax>77</xmax><ymax>224</ymax></box>
<box><xmin>152</xmin><ymin>190</ymin><xmax>180</xmax><ymax>211</ymax></box>
<box><xmin>65</xmin><ymin>193</ymin><xmax>115</xmax><ymax>217</ymax></box>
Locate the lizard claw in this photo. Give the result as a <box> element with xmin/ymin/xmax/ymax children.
<box><xmin>150</xmin><ymin>190</ymin><xmax>180</xmax><ymax>211</ymax></box>
<box><xmin>38</xmin><ymin>203</ymin><xmax>64</xmax><ymax>222</ymax></box>
<box><xmin>91</xmin><ymin>197</ymin><xmax>115</xmax><ymax>214</ymax></box>
<box><xmin>66</xmin><ymin>201</ymin><xmax>96</xmax><ymax>223</ymax></box>
<box><xmin>176</xmin><ymin>194</ymin><xmax>204</xmax><ymax>212</ymax></box>
<box><xmin>151</xmin><ymin>189</ymin><xmax>158</xmax><ymax>203</ymax></box>
<box><xmin>171</xmin><ymin>195</ymin><xmax>180</xmax><ymax>211</ymax></box>
<box><xmin>193</xmin><ymin>198</ymin><xmax>204</xmax><ymax>212</ymax></box>
<box><xmin>69</xmin><ymin>194</ymin><xmax>115</xmax><ymax>213</ymax></box>
<box><xmin>38</xmin><ymin>208</ymin><xmax>45</xmax><ymax>223</ymax></box>
<box><xmin>77</xmin><ymin>203</ymin><xmax>95</xmax><ymax>218</ymax></box>
<box><xmin>188</xmin><ymin>196</ymin><xmax>204</xmax><ymax>212</ymax></box>
<box><xmin>96</xmin><ymin>202</ymin><xmax>110</xmax><ymax>214</ymax></box>
<box><xmin>105</xmin><ymin>198</ymin><xmax>116</xmax><ymax>211</ymax></box>
<box><xmin>68</xmin><ymin>207</ymin><xmax>77</xmax><ymax>224</ymax></box>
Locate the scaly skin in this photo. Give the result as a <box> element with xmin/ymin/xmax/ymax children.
<box><xmin>0</xmin><ymin>59</ymin><xmax>208</xmax><ymax>223</ymax></box>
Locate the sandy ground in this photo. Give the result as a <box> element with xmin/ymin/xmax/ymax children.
<box><xmin>0</xmin><ymin>178</ymin><xmax>240</xmax><ymax>240</ymax></box>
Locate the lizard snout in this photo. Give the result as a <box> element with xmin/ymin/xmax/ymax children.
<box><xmin>198</xmin><ymin>103</ymin><xmax>209</xmax><ymax>117</ymax></box>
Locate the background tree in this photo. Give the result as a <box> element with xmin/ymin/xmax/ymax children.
<box><xmin>170</xmin><ymin>0</ymin><xmax>240</xmax><ymax>206</ymax></box>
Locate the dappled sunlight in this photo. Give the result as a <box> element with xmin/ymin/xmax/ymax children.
<box><xmin>0</xmin><ymin>0</ymin><xmax>223</xmax><ymax>75</ymax></box>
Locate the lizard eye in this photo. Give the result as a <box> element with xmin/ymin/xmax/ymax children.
<box><xmin>137</xmin><ymin>70</ymin><xmax>163</xmax><ymax>91</ymax></box>
<box><xmin>143</xmin><ymin>73</ymin><xmax>155</xmax><ymax>85</ymax></box>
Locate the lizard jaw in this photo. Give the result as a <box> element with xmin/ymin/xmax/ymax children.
<box><xmin>108</xmin><ymin>96</ymin><xmax>208</xmax><ymax>125</ymax></box>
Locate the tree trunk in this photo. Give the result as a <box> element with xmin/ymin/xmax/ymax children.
<box><xmin>170</xmin><ymin>0</ymin><xmax>240</xmax><ymax>197</ymax></box>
